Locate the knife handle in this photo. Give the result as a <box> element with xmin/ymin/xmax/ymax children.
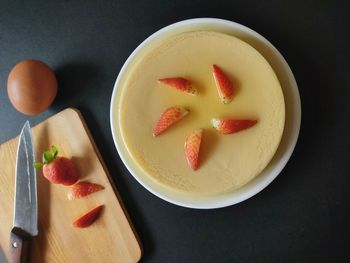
<box><xmin>9</xmin><ymin>227</ymin><xmax>31</xmax><ymax>263</ymax></box>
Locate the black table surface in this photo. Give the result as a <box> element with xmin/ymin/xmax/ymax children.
<box><xmin>1</xmin><ymin>1</ymin><xmax>350</xmax><ymax>262</ymax></box>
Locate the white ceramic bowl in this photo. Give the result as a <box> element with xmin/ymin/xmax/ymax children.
<box><xmin>110</xmin><ymin>18</ymin><xmax>301</xmax><ymax>209</ymax></box>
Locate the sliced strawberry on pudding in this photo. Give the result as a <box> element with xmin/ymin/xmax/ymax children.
<box><xmin>153</xmin><ymin>106</ymin><xmax>189</xmax><ymax>136</ymax></box>
<box><xmin>212</xmin><ymin>64</ymin><xmax>235</xmax><ymax>104</ymax></box>
<box><xmin>184</xmin><ymin>129</ymin><xmax>203</xmax><ymax>170</ymax></box>
<box><xmin>67</xmin><ymin>181</ymin><xmax>104</xmax><ymax>200</ymax></box>
<box><xmin>211</xmin><ymin>118</ymin><xmax>257</xmax><ymax>134</ymax></box>
<box><xmin>73</xmin><ymin>205</ymin><xmax>104</xmax><ymax>228</ymax></box>
<box><xmin>158</xmin><ymin>77</ymin><xmax>198</xmax><ymax>96</ymax></box>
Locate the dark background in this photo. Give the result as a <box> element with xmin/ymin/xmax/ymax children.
<box><xmin>1</xmin><ymin>1</ymin><xmax>350</xmax><ymax>262</ymax></box>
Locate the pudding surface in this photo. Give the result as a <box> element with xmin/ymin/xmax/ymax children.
<box><xmin>117</xmin><ymin>31</ymin><xmax>285</xmax><ymax>195</ymax></box>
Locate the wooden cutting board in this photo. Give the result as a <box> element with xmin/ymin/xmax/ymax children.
<box><xmin>0</xmin><ymin>108</ymin><xmax>142</xmax><ymax>262</ymax></box>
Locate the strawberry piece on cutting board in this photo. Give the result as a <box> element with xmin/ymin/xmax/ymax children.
<box><xmin>73</xmin><ymin>205</ymin><xmax>104</xmax><ymax>228</ymax></box>
<box><xmin>67</xmin><ymin>181</ymin><xmax>104</xmax><ymax>200</ymax></box>
<box><xmin>34</xmin><ymin>145</ymin><xmax>79</xmax><ymax>185</ymax></box>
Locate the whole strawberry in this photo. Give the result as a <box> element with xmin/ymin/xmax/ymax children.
<box><xmin>34</xmin><ymin>146</ymin><xmax>79</xmax><ymax>185</ymax></box>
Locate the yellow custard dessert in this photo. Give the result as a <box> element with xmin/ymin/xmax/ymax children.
<box><xmin>117</xmin><ymin>31</ymin><xmax>285</xmax><ymax>196</ymax></box>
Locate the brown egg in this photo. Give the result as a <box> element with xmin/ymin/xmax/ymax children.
<box><xmin>7</xmin><ymin>59</ymin><xmax>57</xmax><ymax>115</ymax></box>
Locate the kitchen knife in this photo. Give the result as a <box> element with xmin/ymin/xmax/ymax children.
<box><xmin>9</xmin><ymin>121</ymin><xmax>38</xmax><ymax>263</ymax></box>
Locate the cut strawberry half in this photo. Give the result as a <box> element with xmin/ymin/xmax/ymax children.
<box><xmin>67</xmin><ymin>181</ymin><xmax>104</xmax><ymax>200</ymax></box>
<box><xmin>153</xmin><ymin>106</ymin><xmax>189</xmax><ymax>136</ymax></box>
<box><xmin>184</xmin><ymin>129</ymin><xmax>203</xmax><ymax>170</ymax></box>
<box><xmin>211</xmin><ymin>118</ymin><xmax>257</xmax><ymax>134</ymax></box>
<box><xmin>212</xmin><ymin>64</ymin><xmax>235</xmax><ymax>104</ymax></box>
<box><xmin>73</xmin><ymin>205</ymin><xmax>104</xmax><ymax>228</ymax></box>
<box><xmin>158</xmin><ymin>77</ymin><xmax>198</xmax><ymax>96</ymax></box>
<box><xmin>34</xmin><ymin>145</ymin><xmax>79</xmax><ymax>186</ymax></box>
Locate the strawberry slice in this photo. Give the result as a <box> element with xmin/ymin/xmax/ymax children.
<box><xmin>73</xmin><ymin>205</ymin><xmax>104</xmax><ymax>228</ymax></box>
<box><xmin>211</xmin><ymin>118</ymin><xmax>257</xmax><ymax>134</ymax></box>
<box><xmin>212</xmin><ymin>64</ymin><xmax>235</xmax><ymax>104</ymax></box>
<box><xmin>153</xmin><ymin>106</ymin><xmax>189</xmax><ymax>136</ymax></box>
<box><xmin>158</xmin><ymin>77</ymin><xmax>198</xmax><ymax>96</ymax></box>
<box><xmin>184</xmin><ymin>129</ymin><xmax>203</xmax><ymax>170</ymax></box>
<box><xmin>67</xmin><ymin>181</ymin><xmax>104</xmax><ymax>200</ymax></box>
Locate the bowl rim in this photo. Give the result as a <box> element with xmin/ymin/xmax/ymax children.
<box><xmin>110</xmin><ymin>18</ymin><xmax>301</xmax><ymax>209</ymax></box>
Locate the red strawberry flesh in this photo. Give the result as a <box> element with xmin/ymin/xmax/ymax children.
<box><xmin>73</xmin><ymin>205</ymin><xmax>104</xmax><ymax>228</ymax></box>
<box><xmin>184</xmin><ymin>129</ymin><xmax>203</xmax><ymax>170</ymax></box>
<box><xmin>42</xmin><ymin>157</ymin><xmax>79</xmax><ymax>185</ymax></box>
<box><xmin>211</xmin><ymin>118</ymin><xmax>257</xmax><ymax>134</ymax></box>
<box><xmin>67</xmin><ymin>181</ymin><xmax>104</xmax><ymax>200</ymax></box>
<box><xmin>212</xmin><ymin>64</ymin><xmax>235</xmax><ymax>103</ymax></box>
<box><xmin>158</xmin><ymin>77</ymin><xmax>198</xmax><ymax>96</ymax></box>
<box><xmin>153</xmin><ymin>106</ymin><xmax>188</xmax><ymax>136</ymax></box>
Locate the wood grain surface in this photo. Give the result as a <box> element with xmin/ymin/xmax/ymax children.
<box><xmin>0</xmin><ymin>108</ymin><xmax>142</xmax><ymax>262</ymax></box>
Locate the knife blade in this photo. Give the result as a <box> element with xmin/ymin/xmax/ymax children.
<box><xmin>9</xmin><ymin>121</ymin><xmax>38</xmax><ymax>263</ymax></box>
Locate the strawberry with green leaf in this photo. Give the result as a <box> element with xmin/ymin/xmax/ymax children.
<box><xmin>34</xmin><ymin>146</ymin><xmax>80</xmax><ymax>185</ymax></box>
